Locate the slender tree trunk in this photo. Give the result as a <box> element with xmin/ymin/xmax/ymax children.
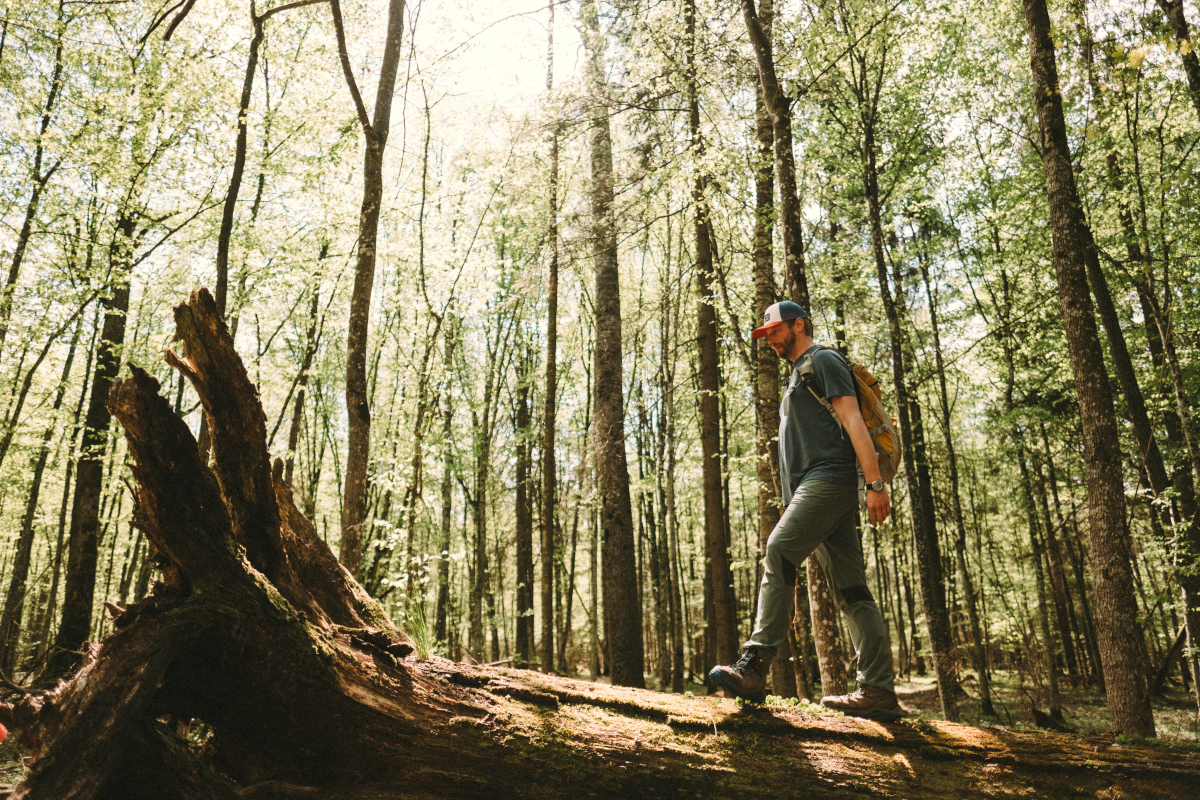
<box><xmin>863</xmin><ymin>114</ymin><xmax>957</xmax><ymax>720</ymax></box>
<box><xmin>557</xmin><ymin>505</ymin><xmax>578</xmax><ymax>673</ymax></box>
<box><xmin>750</xmin><ymin>0</ymin><xmax>789</xmax><ymax>695</ymax></box>
<box><xmin>333</xmin><ymin>0</ymin><xmax>406</xmax><ymax>581</ymax></box>
<box><xmin>1157</xmin><ymin>0</ymin><xmax>1200</xmax><ymax>124</ymax></box>
<box><xmin>0</xmin><ymin>320</ymin><xmax>79</xmax><ymax>672</ymax></box>
<box><xmin>740</xmin><ymin>0</ymin><xmax>809</xmax><ymax>308</ymax></box>
<box><xmin>808</xmin><ymin>559</ymin><xmax>849</xmax><ymax>696</ymax></box>
<box><xmin>1019</xmin><ymin>449</ymin><xmax>1062</xmax><ymax>719</ymax></box>
<box><xmin>662</xmin><ymin>283</ymin><xmax>685</xmax><ymax>692</ymax></box>
<box><xmin>434</xmin><ymin>318</ymin><xmax>455</xmax><ymax>646</ymax></box>
<box><xmin>686</xmin><ymin>0</ymin><xmax>736</xmax><ymax>668</ymax></box>
<box><xmin>918</xmin><ymin>253</ymin><xmax>994</xmax><ymax>716</ymax></box>
<box><xmin>789</xmin><ymin>581</ymin><xmax>815</xmax><ymax>700</ymax></box>
<box><xmin>540</xmin><ymin>0</ymin><xmax>559</xmax><ymax>675</ymax></box>
<box><xmin>1032</xmin><ymin>450</ymin><xmax>1080</xmax><ymax>687</ymax></box>
<box><xmin>1022</xmin><ymin>0</ymin><xmax>1155</xmax><ymax>736</ymax></box>
<box><xmin>39</xmin><ymin>315</ymin><xmax>96</xmax><ymax>661</ymax></box>
<box><xmin>0</xmin><ymin>16</ymin><xmax>64</xmax><ymax>356</ymax></box>
<box><xmin>45</xmin><ymin>213</ymin><xmax>137</xmax><ymax>679</ymax></box>
<box><xmin>515</xmin><ymin>348</ymin><xmax>534</xmax><ymax>667</ymax></box>
<box><xmin>581</xmin><ymin>0</ymin><xmax>642</xmax><ymax>688</ymax></box>
<box><xmin>283</xmin><ymin>266</ymin><xmax>323</xmax><ymax>488</ymax></box>
<box><xmin>213</xmin><ymin>10</ymin><xmax>264</xmax><ymax>318</ymax></box>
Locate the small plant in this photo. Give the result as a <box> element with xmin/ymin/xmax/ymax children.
<box><xmin>759</xmin><ymin>696</ymin><xmax>841</xmax><ymax>714</ymax></box>
<box><xmin>397</xmin><ymin>603</ymin><xmax>437</xmax><ymax>659</ymax></box>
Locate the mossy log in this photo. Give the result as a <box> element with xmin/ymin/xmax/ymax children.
<box><xmin>2</xmin><ymin>289</ymin><xmax>1199</xmax><ymax>799</ymax></box>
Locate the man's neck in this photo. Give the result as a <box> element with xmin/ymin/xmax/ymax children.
<box><xmin>788</xmin><ymin>334</ymin><xmax>815</xmax><ymax>363</ymax></box>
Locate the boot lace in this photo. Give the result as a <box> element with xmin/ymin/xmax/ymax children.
<box><xmin>734</xmin><ymin>648</ymin><xmax>761</xmax><ymax>674</ymax></box>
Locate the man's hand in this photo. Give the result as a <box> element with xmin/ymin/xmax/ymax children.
<box><xmin>866</xmin><ymin>485</ymin><xmax>891</xmax><ymax>527</ymax></box>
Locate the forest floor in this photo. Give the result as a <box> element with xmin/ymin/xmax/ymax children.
<box><xmin>2</xmin><ymin>664</ymin><xmax>1198</xmax><ymax>797</ymax></box>
<box><xmin>895</xmin><ymin>670</ymin><xmax>1200</xmax><ymax>742</ymax></box>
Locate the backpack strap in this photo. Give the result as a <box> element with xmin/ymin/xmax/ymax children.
<box><xmin>796</xmin><ymin>345</ymin><xmax>848</xmax><ymax>435</ymax></box>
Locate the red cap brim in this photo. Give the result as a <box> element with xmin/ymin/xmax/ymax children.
<box><xmin>751</xmin><ymin>320</ymin><xmax>783</xmax><ymax>339</ymax></box>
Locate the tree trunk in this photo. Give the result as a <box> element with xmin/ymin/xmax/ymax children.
<box><xmin>863</xmin><ymin>112</ymin><xmax>957</xmax><ymax>720</ymax></box>
<box><xmin>541</xmin><ymin>0</ymin><xmax>560</xmax><ymax>676</ymax></box>
<box><xmin>213</xmin><ymin>8</ymin><xmax>264</xmax><ymax>318</ymax></box>
<box><xmin>0</xmin><ymin>16</ymin><xmax>64</xmax><ymax>356</ymax></box>
<box><xmin>45</xmin><ymin>212</ymin><xmax>137</xmax><ymax>679</ymax></box>
<box><xmin>686</xmin><ymin>0</ymin><xmax>736</xmax><ymax>669</ymax></box>
<box><xmin>333</xmin><ymin>0</ymin><xmax>406</xmax><ymax>581</ymax></box>
<box><xmin>1018</xmin><ymin>449</ymin><xmax>1062</xmax><ymax>720</ymax></box>
<box><xmin>808</xmin><ymin>558</ymin><xmax>848</xmax><ymax>697</ymax></box>
<box><xmin>1031</xmin><ymin>449</ymin><xmax>1080</xmax><ymax>687</ymax></box>
<box><xmin>1022</xmin><ymin>0</ymin><xmax>1155</xmax><ymax>737</ymax></box>
<box><xmin>581</xmin><ymin>0</ymin><xmax>643</xmax><ymax>688</ymax></box>
<box><xmin>434</xmin><ymin>317</ymin><xmax>455</xmax><ymax>646</ymax></box>
<box><xmin>740</xmin><ymin>0</ymin><xmax>809</xmax><ymax>309</ymax></box>
<box><xmin>283</xmin><ymin>267</ymin><xmax>323</xmax><ymax>488</ymax></box>
<box><xmin>918</xmin><ymin>255</ymin><xmax>994</xmax><ymax>715</ymax></box>
<box><xmin>515</xmin><ymin>349</ymin><xmax>534</xmax><ymax>667</ymax></box>
<box><xmin>1157</xmin><ymin>0</ymin><xmax>1200</xmax><ymax>124</ymax></box>
<box><xmin>751</xmin><ymin>0</ymin><xmax>789</xmax><ymax>696</ymax></box>
<box><xmin>0</xmin><ymin>320</ymin><xmax>79</xmax><ymax>672</ymax></box>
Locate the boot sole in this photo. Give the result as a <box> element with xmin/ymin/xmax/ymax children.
<box><xmin>706</xmin><ymin>667</ymin><xmax>767</xmax><ymax>704</ymax></box>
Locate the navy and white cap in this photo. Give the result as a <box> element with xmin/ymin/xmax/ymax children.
<box><xmin>751</xmin><ymin>300</ymin><xmax>808</xmax><ymax>339</ymax></box>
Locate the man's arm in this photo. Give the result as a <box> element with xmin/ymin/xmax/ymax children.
<box><xmin>830</xmin><ymin>394</ymin><xmax>892</xmax><ymax>527</ymax></box>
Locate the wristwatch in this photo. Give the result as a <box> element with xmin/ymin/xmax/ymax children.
<box><xmin>865</xmin><ymin>479</ymin><xmax>885</xmax><ymax>492</ymax></box>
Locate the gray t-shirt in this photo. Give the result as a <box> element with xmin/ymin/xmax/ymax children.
<box><xmin>778</xmin><ymin>345</ymin><xmax>859</xmax><ymax>499</ymax></box>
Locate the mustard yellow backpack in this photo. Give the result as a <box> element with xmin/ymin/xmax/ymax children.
<box><xmin>796</xmin><ymin>346</ymin><xmax>903</xmax><ymax>483</ymax></box>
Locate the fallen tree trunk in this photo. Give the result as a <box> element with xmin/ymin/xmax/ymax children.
<box><xmin>3</xmin><ymin>289</ymin><xmax>1199</xmax><ymax>799</ymax></box>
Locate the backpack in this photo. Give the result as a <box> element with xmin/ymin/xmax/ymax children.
<box><xmin>794</xmin><ymin>345</ymin><xmax>903</xmax><ymax>483</ymax></box>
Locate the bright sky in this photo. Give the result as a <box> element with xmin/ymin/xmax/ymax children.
<box><xmin>414</xmin><ymin>0</ymin><xmax>584</xmax><ymax>109</ymax></box>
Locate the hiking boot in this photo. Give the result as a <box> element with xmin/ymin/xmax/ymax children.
<box><xmin>707</xmin><ymin>647</ymin><xmax>770</xmax><ymax>703</ymax></box>
<box><xmin>820</xmin><ymin>684</ymin><xmax>903</xmax><ymax>722</ymax></box>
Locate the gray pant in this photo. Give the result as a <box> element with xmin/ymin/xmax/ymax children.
<box><xmin>746</xmin><ymin>479</ymin><xmax>894</xmax><ymax>692</ymax></box>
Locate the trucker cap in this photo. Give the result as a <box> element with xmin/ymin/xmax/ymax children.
<box><xmin>751</xmin><ymin>300</ymin><xmax>808</xmax><ymax>339</ymax></box>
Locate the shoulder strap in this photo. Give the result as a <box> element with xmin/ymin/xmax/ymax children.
<box><xmin>796</xmin><ymin>346</ymin><xmax>844</xmax><ymax>431</ymax></box>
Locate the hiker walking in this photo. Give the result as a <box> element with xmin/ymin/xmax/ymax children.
<box><xmin>707</xmin><ymin>300</ymin><xmax>903</xmax><ymax>722</ymax></box>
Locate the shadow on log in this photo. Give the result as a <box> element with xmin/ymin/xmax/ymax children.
<box><xmin>2</xmin><ymin>289</ymin><xmax>1200</xmax><ymax>799</ymax></box>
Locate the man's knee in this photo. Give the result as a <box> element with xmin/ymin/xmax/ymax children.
<box><xmin>762</xmin><ymin>536</ymin><xmax>798</xmax><ymax>585</ymax></box>
<box><xmin>837</xmin><ymin>584</ymin><xmax>875</xmax><ymax>610</ymax></box>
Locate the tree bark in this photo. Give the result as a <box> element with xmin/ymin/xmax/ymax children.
<box><xmin>581</xmin><ymin>0</ymin><xmax>643</xmax><ymax>688</ymax></box>
<box><xmin>333</xmin><ymin>0</ymin><xmax>405</xmax><ymax>581</ymax></box>
<box><xmin>918</xmin><ymin>252</ymin><xmax>994</xmax><ymax>716</ymax></box>
<box><xmin>45</xmin><ymin>212</ymin><xmax>137</xmax><ymax>679</ymax></box>
<box><xmin>282</xmin><ymin>265</ymin><xmax>323</xmax><ymax>488</ymax></box>
<box><xmin>1157</xmin><ymin>0</ymin><xmax>1200</xmax><ymax>124</ymax></box>
<box><xmin>541</xmin><ymin>0</ymin><xmax>559</xmax><ymax>675</ymax></box>
<box><xmin>0</xmin><ymin>10</ymin><xmax>64</xmax><ymax>356</ymax></box>
<box><xmin>750</xmin><ymin>0</ymin><xmax>789</xmax><ymax>696</ymax></box>
<box><xmin>434</xmin><ymin>316</ymin><xmax>455</xmax><ymax>646</ymax></box>
<box><xmin>740</xmin><ymin>0</ymin><xmax>810</xmax><ymax>309</ymax></box>
<box><xmin>1022</xmin><ymin>0</ymin><xmax>1155</xmax><ymax>737</ymax></box>
<box><xmin>1018</xmin><ymin>448</ymin><xmax>1062</xmax><ymax>719</ymax></box>
<box><xmin>0</xmin><ymin>320</ymin><xmax>79</xmax><ymax>673</ymax></box>
<box><xmin>515</xmin><ymin>348</ymin><xmax>534</xmax><ymax>666</ymax></box>
<box><xmin>808</xmin><ymin>558</ymin><xmax>848</xmax><ymax>697</ymax></box>
<box><xmin>860</xmin><ymin>92</ymin><xmax>957</xmax><ymax>720</ymax></box>
<box><xmin>687</xmin><ymin>0</ymin><xmax>737</xmax><ymax>669</ymax></box>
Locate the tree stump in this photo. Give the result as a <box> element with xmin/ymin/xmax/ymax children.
<box><xmin>3</xmin><ymin>289</ymin><xmax>1199</xmax><ymax>800</ymax></box>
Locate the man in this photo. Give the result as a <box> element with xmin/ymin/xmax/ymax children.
<box><xmin>707</xmin><ymin>300</ymin><xmax>902</xmax><ymax>722</ymax></box>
